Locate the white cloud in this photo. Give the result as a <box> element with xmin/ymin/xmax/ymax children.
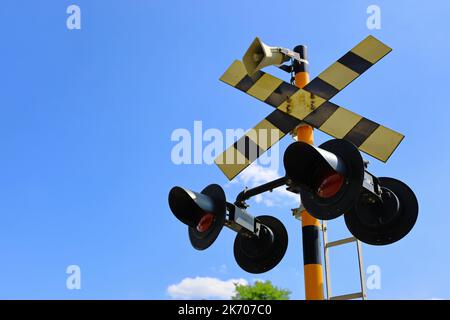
<box><xmin>232</xmin><ymin>163</ymin><xmax>299</xmax><ymax>207</ymax></box>
<box><xmin>167</xmin><ymin>277</ymin><xmax>248</xmax><ymax>300</ymax></box>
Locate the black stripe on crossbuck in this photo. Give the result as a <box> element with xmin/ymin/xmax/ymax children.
<box><xmin>233</xmin><ymin>136</ymin><xmax>264</xmax><ymax>162</ymax></box>
<box><xmin>343</xmin><ymin>118</ymin><xmax>380</xmax><ymax>147</ymax></box>
<box><xmin>234</xmin><ymin>70</ymin><xmax>265</xmax><ymax>92</ymax></box>
<box><xmin>265</xmin><ymin>82</ymin><xmax>299</xmax><ymax>108</ymax></box>
<box><xmin>265</xmin><ymin>109</ymin><xmax>300</xmax><ymax>134</ymax></box>
<box><xmin>303</xmin><ymin>77</ymin><xmax>340</xmax><ymax>101</ymax></box>
<box><xmin>303</xmin><ymin>101</ymin><xmax>339</xmax><ymax>128</ymax></box>
<box><xmin>338</xmin><ymin>51</ymin><xmax>373</xmax><ymax>75</ymax></box>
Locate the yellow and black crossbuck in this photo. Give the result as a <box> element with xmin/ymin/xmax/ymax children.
<box><xmin>214</xmin><ymin>35</ymin><xmax>404</xmax><ymax>181</ymax></box>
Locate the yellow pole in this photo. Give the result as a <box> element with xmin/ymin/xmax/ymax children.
<box><xmin>293</xmin><ymin>45</ymin><xmax>324</xmax><ymax>300</ymax></box>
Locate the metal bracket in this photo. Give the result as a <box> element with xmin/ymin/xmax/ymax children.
<box><xmin>224</xmin><ymin>203</ymin><xmax>268</xmax><ymax>240</ymax></box>
<box><xmin>224</xmin><ymin>203</ymin><xmax>255</xmax><ymax>237</ymax></box>
<box><xmin>292</xmin><ymin>204</ymin><xmax>305</xmax><ymax>221</ymax></box>
<box><xmin>278</xmin><ymin>64</ymin><xmax>293</xmax><ymax>73</ymax></box>
<box><xmin>235</xmin><ymin>177</ymin><xmax>287</xmax><ymax>208</ymax></box>
<box><xmin>279</xmin><ymin>48</ymin><xmax>309</xmax><ymax>65</ymax></box>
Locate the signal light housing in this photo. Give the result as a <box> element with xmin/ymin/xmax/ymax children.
<box><xmin>168</xmin><ymin>184</ymin><xmax>289</xmax><ymax>273</ymax></box>
<box><xmin>344</xmin><ymin>177</ymin><xmax>418</xmax><ymax>245</ymax></box>
<box><xmin>284</xmin><ymin>138</ymin><xmax>418</xmax><ymax>245</ymax></box>
<box><xmin>169</xmin><ymin>184</ymin><xmax>226</xmax><ymax>250</ymax></box>
<box><xmin>234</xmin><ymin>215</ymin><xmax>288</xmax><ymax>274</ymax></box>
<box><xmin>284</xmin><ymin>139</ymin><xmax>365</xmax><ymax>220</ymax></box>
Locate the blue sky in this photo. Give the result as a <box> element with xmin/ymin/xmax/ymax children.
<box><xmin>0</xmin><ymin>0</ymin><xmax>449</xmax><ymax>299</ymax></box>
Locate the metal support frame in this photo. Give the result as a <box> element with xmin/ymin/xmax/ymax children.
<box><xmin>234</xmin><ymin>177</ymin><xmax>287</xmax><ymax>208</ymax></box>
<box><xmin>322</xmin><ymin>220</ymin><xmax>367</xmax><ymax>300</ymax></box>
<box><xmin>225</xmin><ymin>179</ymin><xmax>288</xmax><ymax>240</ymax></box>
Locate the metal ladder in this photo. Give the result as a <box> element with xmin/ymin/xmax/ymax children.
<box><xmin>321</xmin><ymin>220</ymin><xmax>367</xmax><ymax>300</ymax></box>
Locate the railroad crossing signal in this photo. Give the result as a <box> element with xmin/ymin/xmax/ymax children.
<box><xmin>168</xmin><ymin>35</ymin><xmax>419</xmax><ymax>277</ymax></box>
<box><xmin>215</xmin><ymin>35</ymin><xmax>403</xmax><ymax>181</ymax></box>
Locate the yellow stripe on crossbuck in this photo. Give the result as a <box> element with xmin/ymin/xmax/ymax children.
<box><xmin>318</xmin><ymin>62</ymin><xmax>360</xmax><ymax>91</ymax></box>
<box><xmin>214</xmin><ymin>147</ymin><xmax>250</xmax><ymax>181</ymax></box>
<box><xmin>359</xmin><ymin>125</ymin><xmax>404</xmax><ymax>162</ymax></box>
<box><xmin>245</xmin><ymin>118</ymin><xmax>284</xmax><ymax>149</ymax></box>
<box><xmin>219</xmin><ymin>60</ymin><xmax>247</xmax><ymax>87</ymax></box>
<box><xmin>319</xmin><ymin>108</ymin><xmax>363</xmax><ymax>139</ymax></box>
<box><xmin>247</xmin><ymin>73</ymin><xmax>284</xmax><ymax>101</ymax></box>
<box><xmin>351</xmin><ymin>35</ymin><xmax>392</xmax><ymax>64</ymax></box>
<box><xmin>214</xmin><ymin>120</ymin><xmax>287</xmax><ymax>181</ymax></box>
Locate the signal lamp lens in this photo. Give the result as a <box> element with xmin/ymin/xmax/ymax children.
<box><xmin>196</xmin><ymin>213</ymin><xmax>215</xmax><ymax>233</ymax></box>
<box><xmin>316</xmin><ymin>171</ymin><xmax>344</xmax><ymax>198</ymax></box>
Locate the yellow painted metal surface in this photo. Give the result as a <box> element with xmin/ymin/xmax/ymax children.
<box><xmin>318</xmin><ymin>62</ymin><xmax>359</xmax><ymax>91</ymax></box>
<box><xmin>351</xmin><ymin>35</ymin><xmax>392</xmax><ymax>64</ymax></box>
<box><xmin>215</xmin><ymin>36</ymin><xmax>401</xmax><ymax>180</ymax></box>
<box><xmin>359</xmin><ymin>125</ymin><xmax>404</xmax><ymax>162</ymax></box>
<box><xmin>319</xmin><ymin>108</ymin><xmax>363</xmax><ymax>139</ymax></box>
<box><xmin>247</xmin><ymin>73</ymin><xmax>283</xmax><ymax>101</ymax></box>
<box><xmin>303</xmin><ymin>264</ymin><xmax>325</xmax><ymax>300</ymax></box>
